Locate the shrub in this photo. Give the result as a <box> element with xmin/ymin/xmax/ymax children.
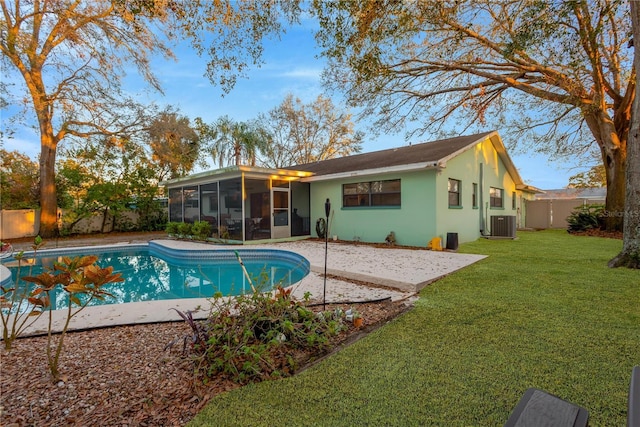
<box><xmin>23</xmin><ymin>255</ymin><xmax>124</xmax><ymax>382</ymax></box>
<box><xmin>23</xmin><ymin>255</ymin><xmax>122</xmax><ymax>382</ymax></box>
<box><xmin>165</xmin><ymin>221</ymin><xmax>180</xmax><ymax>236</ymax></box>
<box><xmin>177</xmin><ymin>222</ymin><xmax>192</xmax><ymax>237</ymax></box>
<box><xmin>191</xmin><ymin>221</ymin><xmax>212</xmax><ymax>240</ymax></box>
<box><xmin>567</xmin><ymin>204</ymin><xmax>605</xmax><ymax>233</ymax></box>
<box><xmin>169</xmin><ymin>282</ymin><xmax>344</xmax><ymax>384</ymax></box>
<box><xmin>1</xmin><ymin>236</ymin><xmax>45</xmax><ymax>350</ymax></box>
<box><xmin>2</xmin><ymin>237</ymin><xmax>122</xmax><ymax>381</ymax></box>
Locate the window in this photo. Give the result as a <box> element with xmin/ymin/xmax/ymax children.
<box><xmin>343</xmin><ymin>179</ymin><xmax>401</xmax><ymax>207</ymax></box>
<box><xmin>490</xmin><ymin>187</ymin><xmax>503</xmax><ymax>208</ymax></box>
<box><xmin>472</xmin><ymin>183</ymin><xmax>478</xmax><ymax>208</ymax></box>
<box><xmin>512</xmin><ymin>191</ymin><xmax>517</xmax><ymax>209</ymax></box>
<box><xmin>448</xmin><ymin>179</ymin><xmax>461</xmax><ymax>207</ymax></box>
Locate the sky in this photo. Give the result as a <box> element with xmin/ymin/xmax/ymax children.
<box><xmin>1</xmin><ymin>17</ymin><xmax>591</xmax><ymax>191</ymax></box>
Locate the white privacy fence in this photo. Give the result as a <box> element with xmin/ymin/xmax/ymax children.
<box><xmin>1</xmin><ymin>209</ymin><xmax>144</xmax><ymax>240</ymax></box>
<box><xmin>0</xmin><ymin>209</ymin><xmax>41</xmax><ymax>240</ymax></box>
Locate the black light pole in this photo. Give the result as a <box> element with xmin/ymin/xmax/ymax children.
<box><xmin>323</xmin><ymin>198</ymin><xmax>331</xmax><ymax>311</ymax></box>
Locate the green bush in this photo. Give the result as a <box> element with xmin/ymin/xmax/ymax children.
<box><xmin>170</xmin><ymin>283</ymin><xmax>343</xmax><ymax>384</ymax></box>
<box><xmin>177</xmin><ymin>222</ymin><xmax>192</xmax><ymax>237</ymax></box>
<box><xmin>191</xmin><ymin>221</ymin><xmax>212</xmax><ymax>240</ymax></box>
<box><xmin>566</xmin><ymin>204</ymin><xmax>605</xmax><ymax>233</ymax></box>
<box><xmin>165</xmin><ymin>221</ymin><xmax>180</xmax><ymax>235</ymax></box>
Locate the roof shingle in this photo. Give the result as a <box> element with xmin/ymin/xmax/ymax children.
<box><xmin>287</xmin><ymin>132</ymin><xmax>493</xmax><ymax>176</ymax></box>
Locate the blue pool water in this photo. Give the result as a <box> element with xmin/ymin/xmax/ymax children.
<box><xmin>0</xmin><ymin>242</ymin><xmax>310</xmax><ymax>310</ymax></box>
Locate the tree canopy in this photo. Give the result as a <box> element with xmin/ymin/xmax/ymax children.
<box><xmin>0</xmin><ymin>0</ymin><xmax>300</xmax><ymax>237</ymax></box>
<box><xmin>259</xmin><ymin>94</ymin><xmax>363</xmax><ymax>168</ymax></box>
<box><xmin>147</xmin><ymin>111</ymin><xmax>200</xmax><ymax>181</ymax></box>
<box><xmin>310</xmin><ymin>0</ymin><xmax>633</xmax><ymax>230</ymax></box>
<box><xmin>203</xmin><ymin>116</ymin><xmax>269</xmax><ymax>168</ymax></box>
<box><xmin>0</xmin><ymin>149</ymin><xmax>39</xmax><ymax>209</ymax></box>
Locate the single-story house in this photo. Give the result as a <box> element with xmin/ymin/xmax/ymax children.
<box><xmin>163</xmin><ymin>130</ymin><xmax>539</xmax><ymax>246</ymax></box>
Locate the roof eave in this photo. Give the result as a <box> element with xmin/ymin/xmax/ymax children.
<box><xmin>161</xmin><ymin>165</ymin><xmax>312</xmax><ymax>187</ymax></box>
<box><xmin>300</xmin><ymin>162</ymin><xmax>439</xmax><ymax>182</ymax></box>
<box><xmin>516</xmin><ymin>184</ymin><xmax>544</xmax><ymax>194</ymax></box>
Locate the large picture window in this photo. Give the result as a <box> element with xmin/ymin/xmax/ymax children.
<box><xmin>448</xmin><ymin>179</ymin><xmax>461</xmax><ymax>207</ymax></box>
<box><xmin>490</xmin><ymin>187</ymin><xmax>504</xmax><ymax>208</ymax></box>
<box><xmin>343</xmin><ymin>179</ymin><xmax>401</xmax><ymax>207</ymax></box>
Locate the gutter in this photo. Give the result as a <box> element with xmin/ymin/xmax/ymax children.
<box><xmin>300</xmin><ymin>161</ymin><xmax>440</xmax><ymax>182</ymax></box>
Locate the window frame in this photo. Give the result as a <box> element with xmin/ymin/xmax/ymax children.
<box><xmin>512</xmin><ymin>191</ymin><xmax>517</xmax><ymax>210</ymax></box>
<box><xmin>342</xmin><ymin>179</ymin><xmax>401</xmax><ymax>208</ymax></box>
<box><xmin>448</xmin><ymin>178</ymin><xmax>462</xmax><ymax>208</ymax></box>
<box><xmin>472</xmin><ymin>183</ymin><xmax>478</xmax><ymax>208</ymax></box>
<box><xmin>490</xmin><ymin>187</ymin><xmax>504</xmax><ymax>208</ymax></box>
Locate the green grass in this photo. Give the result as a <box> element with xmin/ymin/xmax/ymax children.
<box><xmin>187</xmin><ymin>230</ymin><xmax>639</xmax><ymax>426</ymax></box>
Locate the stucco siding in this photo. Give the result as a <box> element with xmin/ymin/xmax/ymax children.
<box><xmin>309</xmin><ymin>170</ymin><xmax>437</xmax><ymax>246</ymax></box>
<box><xmin>435</xmin><ymin>137</ymin><xmax>519</xmax><ymax>244</ymax></box>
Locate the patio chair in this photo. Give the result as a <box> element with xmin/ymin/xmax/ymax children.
<box><xmin>504</xmin><ymin>388</ymin><xmax>588</xmax><ymax>427</ymax></box>
<box><xmin>629</xmin><ymin>366</ymin><xmax>640</xmax><ymax>427</ymax></box>
<box><xmin>254</xmin><ymin>216</ymin><xmax>270</xmax><ymax>239</ymax></box>
<box><xmin>245</xmin><ymin>218</ymin><xmax>255</xmax><ymax>240</ymax></box>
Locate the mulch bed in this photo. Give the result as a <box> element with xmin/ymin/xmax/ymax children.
<box><xmin>0</xmin><ymin>299</ymin><xmax>410</xmax><ymax>426</ymax></box>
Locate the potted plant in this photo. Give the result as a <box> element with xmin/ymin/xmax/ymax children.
<box><xmin>353</xmin><ymin>311</ymin><xmax>363</xmax><ymax>328</ymax></box>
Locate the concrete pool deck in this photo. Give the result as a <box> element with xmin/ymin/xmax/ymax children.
<box><xmin>2</xmin><ymin>236</ymin><xmax>486</xmax><ymax>335</ymax></box>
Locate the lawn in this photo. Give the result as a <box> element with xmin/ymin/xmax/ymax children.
<box><xmin>188</xmin><ymin>230</ymin><xmax>639</xmax><ymax>426</ymax></box>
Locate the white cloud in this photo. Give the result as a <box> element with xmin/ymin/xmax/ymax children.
<box><xmin>280</xmin><ymin>67</ymin><xmax>322</xmax><ymax>79</ymax></box>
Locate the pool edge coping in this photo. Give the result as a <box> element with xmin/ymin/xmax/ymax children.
<box><xmin>1</xmin><ymin>240</ymin><xmax>313</xmax><ymax>337</ymax></box>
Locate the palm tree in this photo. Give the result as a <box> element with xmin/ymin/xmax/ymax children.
<box><xmin>211</xmin><ymin>116</ymin><xmax>270</xmax><ymax>167</ymax></box>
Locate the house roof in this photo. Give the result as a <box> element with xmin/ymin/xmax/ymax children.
<box><xmin>287</xmin><ymin>131</ymin><xmax>538</xmax><ymax>192</ymax></box>
<box><xmin>164</xmin><ymin>131</ymin><xmax>540</xmax><ymax>193</ymax></box>
<box><xmin>536</xmin><ymin>187</ymin><xmax>606</xmax><ymax>200</ymax></box>
<box><xmin>287</xmin><ymin>132</ymin><xmax>494</xmax><ymax>177</ymax></box>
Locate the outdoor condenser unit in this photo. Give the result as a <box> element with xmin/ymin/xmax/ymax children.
<box><xmin>491</xmin><ymin>215</ymin><xmax>516</xmax><ymax>238</ymax></box>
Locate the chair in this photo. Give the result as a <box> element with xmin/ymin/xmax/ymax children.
<box><xmin>245</xmin><ymin>218</ymin><xmax>256</xmax><ymax>240</ymax></box>
<box><xmin>254</xmin><ymin>216</ymin><xmax>270</xmax><ymax>239</ymax></box>
<box><xmin>504</xmin><ymin>388</ymin><xmax>588</xmax><ymax>427</ymax></box>
<box><xmin>629</xmin><ymin>366</ymin><xmax>640</xmax><ymax>427</ymax></box>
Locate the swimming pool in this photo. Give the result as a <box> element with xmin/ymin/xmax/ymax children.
<box><xmin>0</xmin><ymin>242</ymin><xmax>310</xmax><ymax>311</ymax></box>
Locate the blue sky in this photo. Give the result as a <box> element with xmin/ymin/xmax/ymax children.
<box><xmin>2</xmin><ymin>19</ymin><xmax>588</xmax><ymax>190</ymax></box>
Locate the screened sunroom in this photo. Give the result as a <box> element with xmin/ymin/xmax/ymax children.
<box><xmin>163</xmin><ymin>166</ymin><xmax>312</xmax><ymax>242</ymax></box>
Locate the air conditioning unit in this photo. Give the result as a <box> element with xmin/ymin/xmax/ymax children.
<box><xmin>491</xmin><ymin>215</ymin><xmax>516</xmax><ymax>237</ymax></box>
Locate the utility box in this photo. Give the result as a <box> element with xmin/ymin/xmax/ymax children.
<box><xmin>446</xmin><ymin>232</ymin><xmax>459</xmax><ymax>250</ymax></box>
<box><xmin>491</xmin><ymin>215</ymin><xmax>516</xmax><ymax>237</ymax></box>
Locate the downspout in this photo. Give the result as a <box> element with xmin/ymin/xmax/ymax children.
<box><xmin>479</xmin><ymin>163</ymin><xmax>489</xmax><ymax>236</ymax></box>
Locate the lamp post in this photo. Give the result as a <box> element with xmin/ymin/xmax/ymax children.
<box><xmin>323</xmin><ymin>198</ymin><xmax>330</xmax><ymax>311</ymax></box>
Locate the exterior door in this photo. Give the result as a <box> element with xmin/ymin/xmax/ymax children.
<box><xmin>271</xmin><ymin>187</ymin><xmax>290</xmax><ymax>239</ymax></box>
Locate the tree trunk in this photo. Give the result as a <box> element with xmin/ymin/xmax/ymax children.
<box><xmin>584</xmin><ymin>109</ymin><xmax>628</xmax><ymax>232</ymax></box>
<box><xmin>39</xmin><ymin>135</ymin><xmax>58</xmax><ymax>239</ymax></box>
<box><xmin>609</xmin><ymin>123</ymin><xmax>640</xmax><ymax>268</ymax></box>
<box><xmin>609</xmin><ymin>1</ymin><xmax>640</xmax><ymax>269</ymax></box>
<box><xmin>602</xmin><ymin>145</ymin><xmax>627</xmax><ymax>232</ymax></box>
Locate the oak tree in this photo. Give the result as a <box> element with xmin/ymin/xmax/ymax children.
<box><xmin>609</xmin><ymin>0</ymin><xmax>640</xmax><ymax>268</ymax></box>
<box><xmin>311</xmin><ymin>0</ymin><xmax>633</xmax><ymax>231</ymax></box>
<box><xmin>147</xmin><ymin>111</ymin><xmax>200</xmax><ymax>181</ymax></box>
<box><xmin>0</xmin><ymin>0</ymin><xmax>300</xmax><ymax>237</ymax></box>
<box><xmin>259</xmin><ymin>94</ymin><xmax>363</xmax><ymax>168</ymax></box>
<box><xmin>568</xmin><ymin>164</ymin><xmax>607</xmax><ymax>188</ymax></box>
